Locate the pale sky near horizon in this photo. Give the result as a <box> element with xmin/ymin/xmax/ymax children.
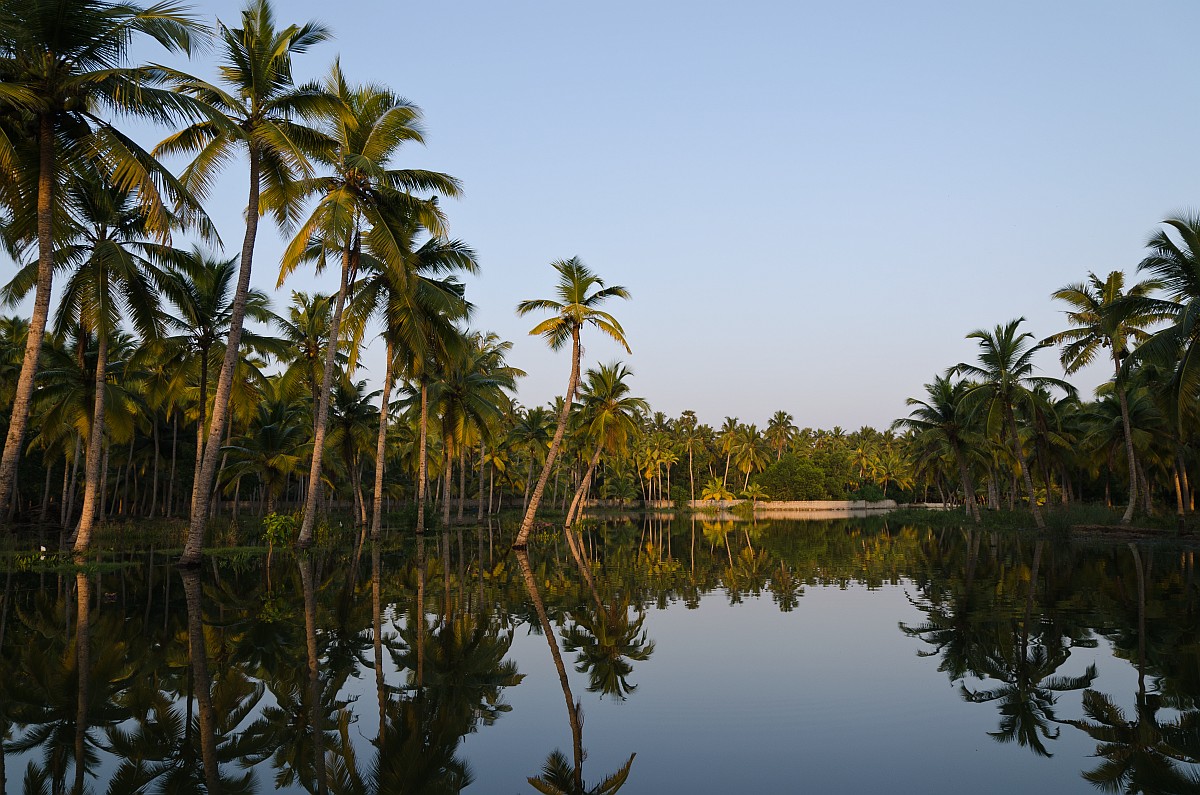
<box><xmin>14</xmin><ymin>0</ymin><xmax>1200</xmax><ymax>432</ymax></box>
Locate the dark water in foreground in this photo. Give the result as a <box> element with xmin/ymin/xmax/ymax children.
<box><xmin>2</xmin><ymin>517</ymin><xmax>1199</xmax><ymax>794</ymax></box>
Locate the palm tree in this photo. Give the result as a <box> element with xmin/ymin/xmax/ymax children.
<box><xmin>1045</xmin><ymin>271</ymin><xmax>1162</xmax><ymax>524</ymax></box>
<box><xmin>957</xmin><ymin>319</ymin><xmax>1074</xmax><ymax>529</ymax></box>
<box><xmin>155</xmin><ymin>0</ymin><xmax>333</xmax><ymax>565</ymax></box>
<box><xmin>163</xmin><ymin>247</ymin><xmax>280</xmax><ymax>504</ymax></box>
<box><xmin>564</xmin><ymin>362</ymin><xmax>648</xmax><ymax>530</ymax></box>
<box><xmin>894</xmin><ymin>373</ymin><xmax>981</xmax><ymax>523</ymax></box>
<box><xmin>275</xmin><ymin>62</ymin><xmax>461</xmax><ymax>548</ymax></box>
<box><xmin>346</xmin><ymin>227</ymin><xmax>476</xmax><ymax>540</ymax></box>
<box><xmin>514</xmin><ymin>258</ymin><xmax>630</xmax><ymax>548</ymax></box>
<box><xmin>14</xmin><ymin>175</ymin><xmax>182</xmax><ymax>551</ymax></box>
<box><xmin>0</xmin><ymin>0</ymin><xmax>203</xmax><ymax>518</ymax></box>
<box><xmin>765</xmin><ymin>410</ymin><xmax>796</xmax><ymax>461</ymax></box>
<box><xmin>675</xmin><ymin>410</ymin><xmax>701</xmax><ymax>505</ymax></box>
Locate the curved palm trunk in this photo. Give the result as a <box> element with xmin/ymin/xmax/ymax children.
<box><xmin>369</xmin><ymin>342</ymin><xmax>394</xmax><ymax>541</ymax></box>
<box><xmin>181</xmin><ymin>569</ymin><xmax>222</xmax><ymax>795</ymax></box>
<box><xmin>516</xmin><ymin>550</ymin><xmax>584</xmax><ymax>792</ymax></box>
<box><xmin>181</xmin><ymin>145</ymin><xmax>262</xmax><ymax>565</ymax></box>
<box><xmin>514</xmin><ymin>326</ymin><xmax>580</xmax><ymax>548</ymax></box>
<box><xmin>0</xmin><ymin>118</ymin><xmax>57</xmax><ymax>520</ymax></box>
<box><xmin>297</xmin><ymin>241</ymin><xmax>353</xmax><ymax>547</ymax></box>
<box><xmin>566</xmin><ymin>444</ymin><xmax>604</xmax><ymax>530</ymax></box>
<box><xmin>72</xmin><ymin>332</ymin><xmax>109</xmax><ymax>552</ymax></box>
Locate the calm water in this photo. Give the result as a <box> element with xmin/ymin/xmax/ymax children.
<box><xmin>2</xmin><ymin>517</ymin><xmax>1199</xmax><ymax>794</ymax></box>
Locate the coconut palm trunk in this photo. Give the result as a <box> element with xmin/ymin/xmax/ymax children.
<box><xmin>369</xmin><ymin>342</ymin><xmax>394</xmax><ymax>541</ymax></box>
<box><xmin>514</xmin><ymin>326</ymin><xmax>580</xmax><ymax>548</ymax></box>
<box><xmin>72</xmin><ymin>332</ymin><xmax>109</xmax><ymax>552</ymax></box>
<box><xmin>0</xmin><ymin>120</ymin><xmax>56</xmax><ymax>520</ymax></box>
<box><xmin>181</xmin><ymin>145</ymin><xmax>262</xmax><ymax>565</ymax></box>
<box><xmin>566</xmin><ymin>444</ymin><xmax>604</xmax><ymax>530</ymax></box>
<box><xmin>1114</xmin><ymin>353</ymin><xmax>1139</xmax><ymax>525</ymax></box>
<box><xmin>297</xmin><ymin>240</ymin><xmax>353</xmax><ymax>547</ymax></box>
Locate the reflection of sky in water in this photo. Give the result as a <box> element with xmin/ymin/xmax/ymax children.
<box><xmin>464</xmin><ymin>583</ymin><xmax>1135</xmax><ymax>793</ymax></box>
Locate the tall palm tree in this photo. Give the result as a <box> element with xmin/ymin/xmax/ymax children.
<box><xmin>513</xmin><ymin>258</ymin><xmax>630</xmax><ymax>548</ymax></box>
<box><xmin>765</xmin><ymin>410</ymin><xmax>796</xmax><ymax>462</ymax></box>
<box><xmin>1045</xmin><ymin>270</ymin><xmax>1162</xmax><ymax>524</ymax></box>
<box><xmin>894</xmin><ymin>373</ymin><xmax>981</xmax><ymax>523</ymax></box>
<box><xmin>155</xmin><ymin>0</ymin><xmax>333</xmax><ymax>565</ymax></box>
<box><xmin>274</xmin><ymin>62</ymin><xmax>461</xmax><ymax>548</ymax></box>
<box><xmin>957</xmin><ymin>319</ymin><xmax>1073</xmax><ymax>529</ymax></box>
<box><xmin>0</xmin><ymin>0</ymin><xmax>204</xmax><ymax>518</ymax></box>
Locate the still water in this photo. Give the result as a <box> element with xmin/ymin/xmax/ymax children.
<box><xmin>2</xmin><ymin>517</ymin><xmax>1198</xmax><ymax>793</ymax></box>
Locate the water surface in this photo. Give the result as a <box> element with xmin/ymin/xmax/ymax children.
<box><xmin>2</xmin><ymin>517</ymin><xmax>1197</xmax><ymax>793</ymax></box>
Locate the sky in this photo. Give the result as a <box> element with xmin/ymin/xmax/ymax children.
<box><xmin>22</xmin><ymin>0</ymin><xmax>1200</xmax><ymax>431</ymax></box>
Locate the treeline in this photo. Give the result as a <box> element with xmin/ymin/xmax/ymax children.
<box><xmin>0</xmin><ymin>0</ymin><xmax>918</xmax><ymax>560</ymax></box>
<box><xmin>897</xmin><ymin>221</ymin><xmax>1200</xmax><ymax>528</ymax></box>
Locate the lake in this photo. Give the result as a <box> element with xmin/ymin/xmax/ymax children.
<box><xmin>2</xmin><ymin>516</ymin><xmax>1197</xmax><ymax>793</ymax></box>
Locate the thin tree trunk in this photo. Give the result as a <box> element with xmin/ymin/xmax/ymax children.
<box><xmin>477</xmin><ymin>441</ymin><xmax>485</xmax><ymax>521</ymax></box>
<box><xmin>1114</xmin><ymin>353</ymin><xmax>1138</xmax><ymax>525</ymax></box>
<box><xmin>514</xmin><ymin>326</ymin><xmax>581</xmax><ymax>548</ymax></box>
<box><xmin>0</xmin><ymin>116</ymin><xmax>56</xmax><ymax>519</ymax></box>
<box><xmin>181</xmin><ymin>144</ymin><xmax>263</xmax><ymax>565</ymax></box>
<box><xmin>457</xmin><ymin>443</ymin><xmax>466</xmax><ymax>522</ymax></box>
<box><xmin>954</xmin><ymin>445</ymin><xmax>981</xmax><ymax>524</ymax></box>
<box><xmin>73</xmin><ymin>332</ymin><xmax>109</xmax><ymax>552</ymax></box>
<box><xmin>416</xmin><ymin>382</ymin><xmax>430</xmax><ymax>534</ymax></box>
<box><xmin>566</xmin><ymin>444</ymin><xmax>603</xmax><ymax>530</ymax></box>
<box><xmin>166</xmin><ymin>413</ymin><xmax>178</xmax><ymax>517</ymax></box>
<box><xmin>370</xmin><ymin>344</ymin><xmax>393</xmax><ymax>541</ymax></box>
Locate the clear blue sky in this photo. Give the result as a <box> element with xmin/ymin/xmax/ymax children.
<box><xmin>106</xmin><ymin>1</ymin><xmax>1200</xmax><ymax>429</ymax></box>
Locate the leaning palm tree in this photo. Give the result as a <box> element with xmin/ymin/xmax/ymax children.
<box><xmin>564</xmin><ymin>362</ymin><xmax>648</xmax><ymax>530</ymax></box>
<box><xmin>1044</xmin><ymin>270</ymin><xmax>1162</xmax><ymax>524</ymax></box>
<box><xmin>154</xmin><ymin>0</ymin><xmax>333</xmax><ymax>565</ymax></box>
<box><xmin>957</xmin><ymin>319</ymin><xmax>1074</xmax><ymax>529</ymax></box>
<box><xmin>513</xmin><ymin>258</ymin><xmax>630</xmax><ymax>548</ymax></box>
<box><xmin>274</xmin><ymin>61</ymin><xmax>461</xmax><ymax>547</ymax></box>
<box><xmin>894</xmin><ymin>373</ymin><xmax>981</xmax><ymax>523</ymax></box>
<box><xmin>0</xmin><ymin>0</ymin><xmax>204</xmax><ymax>519</ymax></box>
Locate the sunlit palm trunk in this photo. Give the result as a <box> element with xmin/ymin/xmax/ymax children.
<box><xmin>516</xmin><ymin>550</ymin><xmax>584</xmax><ymax>791</ymax></box>
<box><xmin>514</xmin><ymin>326</ymin><xmax>580</xmax><ymax>548</ymax></box>
<box><xmin>298</xmin><ymin>240</ymin><xmax>353</xmax><ymax>547</ymax></box>
<box><xmin>566</xmin><ymin>444</ymin><xmax>603</xmax><ymax>530</ymax></box>
<box><xmin>181</xmin><ymin>569</ymin><xmax>222</xmax><ymax>795</ymax></box>
<box><xmin>0</xmin><ymin>119</ymin><xmax>56</xmax><ymax>520</ymax></box>
<box><xmin>369</xmin><ymin>342</ymin><xmax>394</xmax><ymax>541</ymax></box>
<box><xmin>72</xmin><ymin>332</ymin><xmax>109</xmax><ymax>552</ymax></box>
<box><xmin>182</xmin><ymin>145</ymin><xmax>262</xmax><ymax>565</ymax></box>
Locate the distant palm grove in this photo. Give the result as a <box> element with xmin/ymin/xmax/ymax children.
<box><xmin>2</xmin><ymin>0</ymin><xmax>1200</xmax><ymax>564</ymax></box>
